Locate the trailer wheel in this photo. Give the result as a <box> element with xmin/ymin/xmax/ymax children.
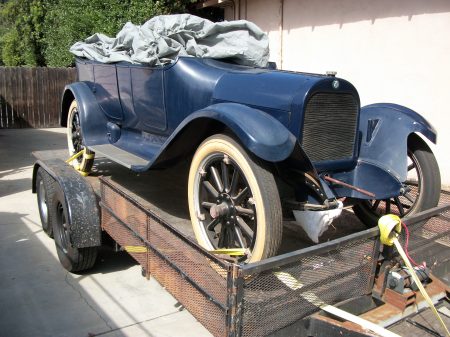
<box><xmin>36</xmin><ymin>167</ymin><xmax>55</xmax><ymax>237</ymax></box>
<box><xmin>188</xmin><ymin>134</ymin><xmax>282</xmax><ymax>263</ymax></box>
<box><xmin>354</xmin><ymin>134</ymin><xmax>441</xmax><ymax>226</ymax></box>
<box><xmin>50</xmin><ymin>184</ymin><xmax>97</xmax><ymax>272</ymax></box>
<box><xmin>67</xmin><ymin>100</ymin><xmax>94</xmax><ymax>173</ymax></box>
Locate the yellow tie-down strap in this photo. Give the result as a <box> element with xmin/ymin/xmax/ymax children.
<box><xmin>123</xmin><ymin>245</ymin><xmax>147</xmax><ymax>253</ymax></box>
<box><xmin>378</xmin><ymin>214</ymin><xmax>450</xmax><ymax>337</ymax></box>
<box><xmin>210</xmin><ymin>248</ymin><xmax>247</xmax><ymax>256</ymax></box>
<box><xmin>65</xmin><ymin>149</ymin><xmax>93</xmax><ymax>176</ymax></box>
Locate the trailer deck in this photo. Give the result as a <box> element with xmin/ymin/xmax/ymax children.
<box><xmin>32</xmin><ymin>150</ymin><xmax>450</xmax><ymax>337</ymax></box>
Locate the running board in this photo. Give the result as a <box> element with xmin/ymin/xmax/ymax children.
<box><xmin>90</xmin><ymin>144</ymin><xmax>150</xmax><ymax>169</ymax></box>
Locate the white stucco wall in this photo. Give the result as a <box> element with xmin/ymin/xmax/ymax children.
<box><xmin>233</xmin><ymin>0</ymin><xmax>450</xmax><ymax>187</ymax></box>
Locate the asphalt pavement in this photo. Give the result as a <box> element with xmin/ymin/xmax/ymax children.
<box><xmin>0</xmin><ymin>128</ymin><xmax>211</xmax><ymax>337</ymax></box>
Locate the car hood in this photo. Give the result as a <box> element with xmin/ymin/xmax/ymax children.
<box><xmin>213</xmin><ymin>69</ymin><xmax>329</xmax><ymax>112</ymax></box>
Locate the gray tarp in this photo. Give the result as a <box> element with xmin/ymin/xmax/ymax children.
<box><xmin>70</xmin><ymin>14</ymin><xmax>269</xmax><ymax>67</ymax></box>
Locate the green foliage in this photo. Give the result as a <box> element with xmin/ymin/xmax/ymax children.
<box><xmin>0</xmin><ymin>0</ymin><xmax>46</xmax><ymax>66</ymax></box>
<box><xmin>0</xmin><ymin>0</ymin><xmax>196</xmax><ymax>67</ymax></box>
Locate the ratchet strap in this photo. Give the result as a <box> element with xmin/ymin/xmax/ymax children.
<box><xmin>378</xmin><ymin>214</ymin><xmax>450</xmax><ymax>337</ymax></box>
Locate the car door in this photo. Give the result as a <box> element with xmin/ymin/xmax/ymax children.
<box><xmin>130</xmin><ymin>65</ymin><xmax>166</xmax><ymax>133</ymax></box>
<box><xmin>92</xmin><ymin>64</ymin><xmax>123</xmax><ymax>121</ymax></box>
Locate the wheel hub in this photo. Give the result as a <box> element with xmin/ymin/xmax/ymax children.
<box><xmin>210</xmin><ymin>193</ymin><xmax>236</xmax><ymax>222</ymax></box>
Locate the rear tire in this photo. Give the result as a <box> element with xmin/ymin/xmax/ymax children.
<box><xmin>50</xmin><ymin>184</ymin><xmax>97</xmax><ymax>272</ymax></box>
<box><xmin>354</xmin><ymin>135</ymin><xmax>441</xmax><ymax>227</ymax></box>
<box><xmin>66</xmin><ymin>100</ymin><xmax>94</xmax><ymax>173</ymax></box>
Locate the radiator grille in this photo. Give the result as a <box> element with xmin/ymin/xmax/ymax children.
<box><xmin>302</xmin><ymin>93</ymin><xmax>358</xmax><ymax>162</ymax></box>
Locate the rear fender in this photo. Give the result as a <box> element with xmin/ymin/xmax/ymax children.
<box><xmin>359</xmin><ymin>103</ymin><xmax>437</xmax><ymax>182</ymax></box>
<box><xmin>61</xmin><ymin>82</ymin><xmax>109</xmax><ymax>146</ymax></box>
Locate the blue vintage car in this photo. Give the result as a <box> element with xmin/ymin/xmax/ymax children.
<box><xmin>61</xmin><ymin>56</ymin><xmax>441</xmax><ymax>262</ymax></box>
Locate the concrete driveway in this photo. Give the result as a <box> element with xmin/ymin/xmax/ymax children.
<box><xmin>0</xmin><ymin>128</ymin><xmax>211</xmax><ymax>337</ymax></box>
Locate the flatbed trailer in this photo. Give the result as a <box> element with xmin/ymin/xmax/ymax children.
<box><xmin>32</xmin><ymin>150</ymin><xmax>450</xmax><ymax>337</ymax></box>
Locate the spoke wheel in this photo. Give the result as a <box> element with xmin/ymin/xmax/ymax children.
<box><xmin>66</xmin><ymin>100</ymin><xmax>94</xmax><ymax>173</ymax></box>
<box><xmin>354</xmin><ymin>135</ymin><xmax>441</xmax><ymax>226</ymax></box>
<box><xmin>188</xmin><ymin>134</ymin><xmax>282</xmax><ymax>263</ymax></box>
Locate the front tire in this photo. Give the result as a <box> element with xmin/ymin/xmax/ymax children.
<box><xmin>354</xmin><ymin>134</ymin><xmax>441</xmax><ymax>226</ymax></box>
<box><xmin>188</xmin><ymin>134</ymin><xmax>282</xmax><ymax>263</ymax></box>
<box><xmin>66</xmin><ymin>100</ymin><xmax>94</xmax><ymax>173</ymax></box>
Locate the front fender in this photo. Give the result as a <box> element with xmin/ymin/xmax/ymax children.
<box><xmin>61</xmin><ymin>82</ymin><xmax>109</xmax><ymax>147</ymax></box>
<box><xmin>359</xmin><ymin>103</ymin><xmax>437</xmax><ymax>182</ymax></box>
<box><xmin>166</xmin><ymin>103</ymin><xmax>297</xmax><ymax>163</ymax></box>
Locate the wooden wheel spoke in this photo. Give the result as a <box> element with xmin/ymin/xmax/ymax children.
<box><xmin>218</xmin><ymin>223</ymin><xmax>226</xmax><ymax>247</ymax></box>
<box><xmin>407</xmin><ymin>163</ymin><xmax>415</xmax><ymax>171</ymax></box>
<box><xmin>385</xmin><ymin>199</ymin><xmax>391</xmax><ymax>214</ymax></box>
<box><xmin>226</xmin><ymin>226</ymin><xmax>235</xmax><ymax>248</ymax></box>
<box><xmin>394</xmin><ymin>197</ymin><xmax>405</xmax><ymax>216</ymax></box>
<box><xmin>402</xmin><ymin>202</ymin><xmax>412</xmax><ymax>209</ymax></box>
<box><xmin>201</xmin><ymin>201</ymin><xmax>214</xmax><ymax>209</ymax></box>
<box><xmin>210</xmin><ymin>166</ymin><xmax>223</xmax><ymax>192</ymax></box>
<box><xmin>234</xmin><ymin>226</ymin><xmax>245</xmax><ymax>247</ymax></box>
<box><xmin>230</xmin><ymin>169</ymin><xmax>240</xmax><ymax>195</ymax></box>
<box><xmin>236</xmin><ymin>216</ymin><xmax>254</xmax><ymax>239</ymax></box>
<box><xmin>221</xmin><ymin>160</ymin><xmax>229</xmax><ymax>193</ymax></box>
<box><xmin>235</xmin><ymin>205</ymin><xmax>254</xmax><ymax>216</ymax></box>
<box><xmin>371</xmin><ymin>199</ymin><xmax>381</xmax><ymax>211</ymax></box>
<box><xmin>403</xmin><ymin>192</ymin><xmax>415</xmax><ymax>204</ymax></box>
<box><xmin>233</xmin><ymin>187</ymin><xmax>249</xmax><ymax>204</ymax></box>
<box><xmin>207</xmin><ymin>218</ymin><xmax>220</xmax><ymax>231</ymax></box>
<box><xmin>203</xmin><ymin>180</ymin><xmax>219</xmax><ymax>198</ymax></box>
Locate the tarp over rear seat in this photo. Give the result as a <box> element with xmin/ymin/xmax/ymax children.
<box><xmin>70</xmin><ymin>14</ymin><xmax>269</xmax><ymax>67</ymax></box>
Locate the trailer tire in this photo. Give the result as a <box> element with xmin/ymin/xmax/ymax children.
<box><xmin>36</xmin><ymin>167</ymin><xmax>55</xmax><ymax>237</ymax></box>
<box><xmin>50</xmin><ymin>184</ymin><xmax>97</xmax><ymax>272</ymax></box>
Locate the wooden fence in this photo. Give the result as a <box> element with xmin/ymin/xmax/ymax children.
<box><xmin>0</xmin><ymin>67</ymin><xmax>76</xmax><ymax>128</ymax></box>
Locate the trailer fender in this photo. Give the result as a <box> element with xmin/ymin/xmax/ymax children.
<box><xmin>359</xmin><ymin>103</ymin><xmax>437</xmax><ymax>182</ymax></box>
<box><xmin>61</xmin><ymin>82</ymin><xmax>109</xmax><ymax>147</ymax></box>
<box><xmin>32</xmin><ymin>160</ymin><xmax>101</xmax><ymax>248</ymax></box>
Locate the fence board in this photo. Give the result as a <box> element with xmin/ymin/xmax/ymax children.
<box><xmin>0</xmin><ymin>66</ymin><xmax>76</xmax><ymax>128</ymax></box>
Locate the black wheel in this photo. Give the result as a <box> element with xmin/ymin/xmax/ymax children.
<box><xmin>50</xmin><ymin>184</ymin><xmax>97</xmax><ymax>272</ymax></box>
<box><xmin>188</xmin><ymin>134</ymin><xmax>282</xmax><ymax>262</ymax></box>
<box><xmin>36</xmin><ymin>167</ymin><xmax>55</xmax><ymax>237</ymax></box>
<box><xmin>67</xmin><ymin>100</ymin><xmax>94</xmax><ymax>173</ymax></box>
<box><xmin>354</xmin><ymin>134</ymin><xmax>441</xmax><ymax>226</ymax></box>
